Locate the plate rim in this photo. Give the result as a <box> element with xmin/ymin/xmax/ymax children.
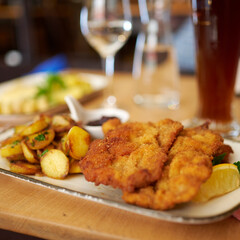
<box><xmin>0</xmin><ymin>167</ymin><xmax>239</xmax><ymax>224</ymax></box>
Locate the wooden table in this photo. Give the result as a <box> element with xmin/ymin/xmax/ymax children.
<box><xmin>0</xmin><ymin>71</ymin><xmax>240</xmax><ymax>240</ymax></box>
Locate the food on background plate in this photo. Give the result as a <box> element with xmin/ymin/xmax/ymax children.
<box><xmin>0</xmin><ymin>114</ymin><xmax>91</xmax><ymax>179</ymax></box>
<box><xmin>80</xmin><ymin>120</ymin><xmax>239</xmax><ymax>210</ymax></box>
<box><xmin>0</xmin><ymin>73</ymin><xmax>93</xmax><ymax>115</ymax></box>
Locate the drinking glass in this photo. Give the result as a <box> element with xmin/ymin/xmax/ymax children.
<box><xmin>132</xmin><ymin>0</ymin><xmax>180</xmax><ymax>109</ymax></box>
<box><xmin>190</xmin><ymin>0</ymin><xmax>240</xmax><ymax>138</ymax></box>
<box><xmin>80</xmin><ymin>0</ymin><xmax>132</xmax><ymax>107</ymax></box>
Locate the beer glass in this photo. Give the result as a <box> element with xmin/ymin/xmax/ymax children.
<box><xmin>191</xmin><ymin>0</ymin><xmax>240</xmax><ymax>137</ymax></box>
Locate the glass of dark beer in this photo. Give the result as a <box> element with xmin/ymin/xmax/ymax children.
<box><xmin>191</xmin><ymin>0</ymin><xmax>240</xmax><ymax>137</ymax></box>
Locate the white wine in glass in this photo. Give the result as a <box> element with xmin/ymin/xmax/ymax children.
<box><xmin>80</xmin><ymin>0</ymin><xmax>132</xmax><ymax>107</ymax></box>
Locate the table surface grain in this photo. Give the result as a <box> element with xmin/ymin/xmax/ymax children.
<box><xmin>0</xmin><ymin>70</ymin><xmax>240</xmax><ymax>240</ymax></box>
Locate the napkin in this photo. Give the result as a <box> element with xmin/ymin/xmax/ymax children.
<box><xmin>30</xmin><ymin>54</ymin><xmax>68</xmax><ymax>73</ymax></box>
<box><xmin>233</xmin><ymin>208</ymin><xmax>240</xmax><ymax>221</ymax></box>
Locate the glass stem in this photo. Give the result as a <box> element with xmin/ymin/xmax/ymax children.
<box><xmin>102</xmin><ymin>55</ymin><xmax>117</xmax><ymax>107</ymax></box>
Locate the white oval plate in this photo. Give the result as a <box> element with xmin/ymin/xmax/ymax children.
<box><xmin>0</xmin><ymin>130</ymin><xmax>239</xmax><ymax>224</ymax></box>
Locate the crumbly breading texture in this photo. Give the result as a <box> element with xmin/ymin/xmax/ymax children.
<box><xmin>80</xmin><ymin>119</ymin><xmax>183</xmax><ymax>192</ymax></box>
<box><xmin>122</xmin><ymin>125</ymin><xmax>224</xmax><ymax>210</ymax></box>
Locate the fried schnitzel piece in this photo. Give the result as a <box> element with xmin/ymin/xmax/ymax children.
<box><xmin>122</xmin><ymin>124</ymin><xmax>224</xmax><ymax>210</ymax></box>
<box><xmin>80</xmin><ymin>119</ymin><xmax>183</xmax><ymax>192</ymax></box>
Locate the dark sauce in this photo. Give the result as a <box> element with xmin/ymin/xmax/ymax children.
<box><xmin>87</xmin><ymin>116</ymin><xmax>118</xmax><ymax>126</ymax></box>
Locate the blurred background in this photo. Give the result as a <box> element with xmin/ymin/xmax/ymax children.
<box><xmin>0</xmin><ymin>0</ymin><xmax>195</xmax><ymax>82</ymax></box>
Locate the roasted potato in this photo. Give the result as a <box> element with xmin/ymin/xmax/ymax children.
<box><xmin>36</xmin><ymin>144</ymin><xmax>55</xmax><ymax>159</ymax></box>
<box><xmin>26</xmin><ymin>128</ymin><xmax>55</xmax><ymax>150</ymax></box>
<box><xmin>0</xmin><ymin>114</ymin><xmax>91</xmax><ymax>179</ymax></box>
<box><xmin>20</xmin><ymin>117</ymin><xmax>49</xmax><ymax>136</ymax></box>
<box><xmin>14</xmin><ymin>125</ymin><xmax>27</xmax><ymax>135</ymax></box>
<box><xmin>21</xmin><ymin>140</ymin><xmax>39</xmax><ymax>163</ymax></box>
<box><xmin>0</xmin><ymin>140</ymin><xmax>24</xmax><ymax>160</ymax></box>
<box><xmin>0</xmin><ymin>134</ymin><xmax>23</xmax><ymax>147</ymax></box>
<box><xmin>67</xmin><ymin>126</ymin><xmax>90</xmax><ymax>159</ymax></box>
<box><xmin>102</xmin><ymin>118</ymin><xmax>121</xmax><ymax>135</ymax></box>
<box><xmin>40</xmin><ymin>149</ymin><xmax>69</xmax><ymax>179</ymax></box>
<box><xmin>10</xmin><ymin>161</ymin><xmax>41</xmax><ymax>175</ymax></box>
<box><xmin>51</xmin><ymin>115</ymin><xmax>74</xmax><ymax>133</ymax></box>
<box><xmin>57</xmin><ymin>134</ymin><xmax>69</xmax><ymax>155</ymax></box>
<box><xmin>69</xmin><ymin>158</ymin><xmax>82</xmax><ymax>174</ymax></box>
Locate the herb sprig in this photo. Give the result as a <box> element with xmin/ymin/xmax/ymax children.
<box><xmin>35</xmin><ymin>73</ymin><xmax>66</xmax><ymax>102</ymax></box>
<box><xmin>233</xmin><ymin>161</ymin><xmax>240</xmax><ymax>173</ymax></box>
<box><xmin>212</xmin><ymin>153</ymin><xmax>226</xmax><ymax>166</ymax></box>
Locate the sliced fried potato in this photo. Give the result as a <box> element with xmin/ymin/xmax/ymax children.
<box><xmin>40</xmin><ymin>149</ymin><xmax>69</xmax><ymax>179</ymax></box>
<box><xmin>69</xmin><ymin>158</ymin><xmax>82</xmax><ymax>174</ymax></box>
<box><xmin>26</xmin><ymin>128</ymin><xmax>55</xmax><ymax>150</ymax></box>
<box><xmin>102</xmin><ymin>118</ymin><xmax>121</xmax><ymax>135</ymax></box>
<box><xmin>0</xmin><ymin>140</ymin><xmax>24</xmax><ymax>160</ymax></box>
<box><xmin>10</xmin><ymin>161</ymin><xmax>41</xmax><ymax>175</ymax></box>
<box><xmin>0</xmin><ymin>134</ymin><xmax>23</xmax><ymax>147</ymax></box>
<box><xmin>20</xmin><ymin>117</ymin><xmax>49</xmax><ymax>136</ymax></box>
<box><xmin>33</xmin><ymin>114</ymin><xmax>52</xmax><ymax>124</ymax></box>
<box><xmin>57</xmin><ymin>134</ymin><xmax>69</xmax><ymax>155</ymax></box>
<box><xmin>15</xmin><ymin>125</ymin><xmax>28</xmax><ymax>135</ymax></box>
<box><xmin>51</xmin><ymin>115</ymin><xmax>74</xmax><ymax>133</ymax></box>
<box><xmin>36</xmin><ymin>144</ymin><xmax>55</xmax><ymax>159</ymax></box>
<box><xmin>67</xmin><ymin>126</ymin><xmax>90</xmax><ymax>159</ymax></box>
<box><xmin>21</xmin><ymin>140</ymin><xmax>39</xmax><ymax>163</ymax></box>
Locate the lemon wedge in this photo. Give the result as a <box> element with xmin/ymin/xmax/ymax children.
<box><xmin>193</xmin><ymin>163</ymin><xmax>240</xmax><ymax>202</ymax></box>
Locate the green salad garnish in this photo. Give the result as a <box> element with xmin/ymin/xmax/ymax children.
<box><xmin>35</xmin><ymin>73</ymin><xmax>66</xmax><ymax>102</ymax></box>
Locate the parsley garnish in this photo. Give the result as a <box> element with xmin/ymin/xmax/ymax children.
<box><xmin>34</xmin><ymin>133</ymin><xmax>46</xmax><ymax>141</ymax></box>
<box><xmin>233</xmin><ymin>161</ymin><xmax>240</xmax><ymax>173</ymax></box>
<box><xmin>12</xmin><ymin>140</ymin><xmax>20</xmax><ymax>146</ymax></box>
<box><xmin>35</xmin><ymin>73</ymin><xmax>66</xmax><ymax>102</ymax></box>
<box><xmin>212</xmin><ymin>153</ymin><xmax>226</xmax><ymax>166</ymax></box>
<box><xmin>11</xmin><ymin>140</ymin><xmax>20</xmax><ymax>148</ymax></box>
<box><xmin>40</xmin><ymin>149</ymin><xmax>49</xmax><ymax>157</ymax></box>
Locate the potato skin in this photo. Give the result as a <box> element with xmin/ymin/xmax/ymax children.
<box><xmin>10</xmin><ymin>161</ymin><xmax>41</xmax><ymax>175</ymax></box>
<box><xmin>69</xmin><ymin>158</ymin><xmax>82</xmax><ymax>174</ymax></box>
<box><xmin>102</xmin><ymin>118</ymin><xmax>121</xmax><ymax>135</ymax></box>
<box><xmin>51</xmin><ymin>115</ymin><xmax>75</xmax><ymax>133</ymax></box>
<box><xmin>67</xmin><ymin>126</ymin><xmax>90</xmax><ymax>160</ymax></box>
<box><xmin>21</xmin><ymin>140</ymin><xmax>39</xmax><ymax>163</ymax></box>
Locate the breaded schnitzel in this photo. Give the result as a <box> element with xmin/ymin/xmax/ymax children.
<box><xmin>80</xmin><ymin>119</ymin><xmax>183</xmax><ymax>192</ymax></box>
<box><xmin>122</xmin><ymin>124</ymin><xmax>224</xmax><ymax>210</ymax></box>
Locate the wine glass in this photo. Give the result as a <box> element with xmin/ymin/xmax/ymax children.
<box><xmin>80</xmin><ymin>0</ymin><xmax>132</xmax><ymax>108</ymax></box>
